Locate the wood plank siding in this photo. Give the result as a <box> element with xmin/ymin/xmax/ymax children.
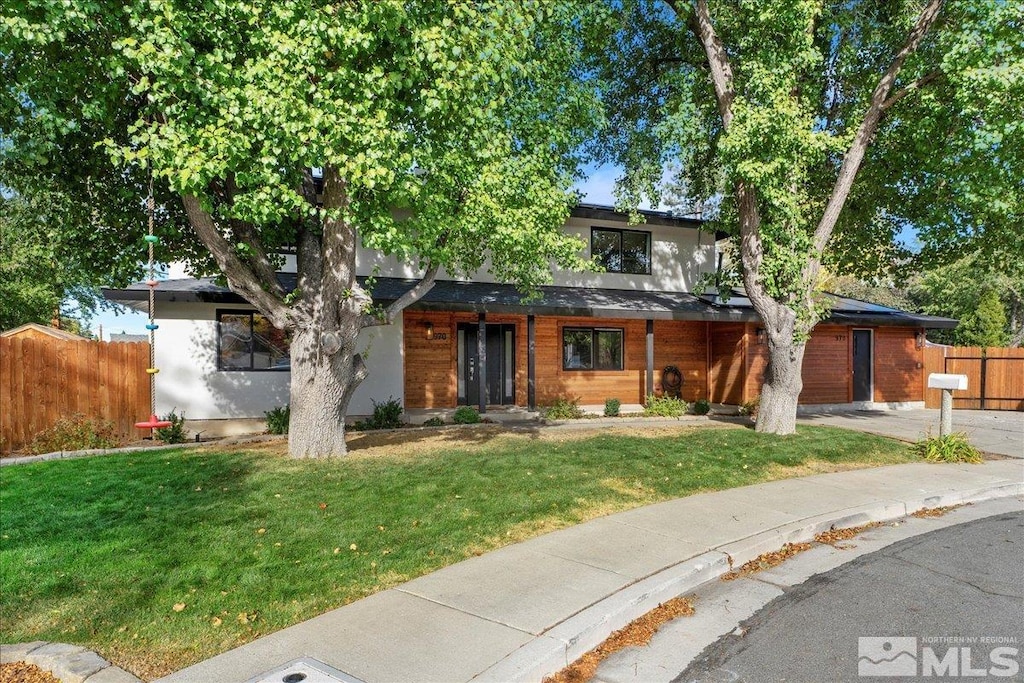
<box><xmin>404</xmin><ymin>312</ymin><xmax>711</xmax><ymax>408</ymax></box>
<box><xmin>404</xmin><ymin>310</ymin><xmax>928</xmax><ymax>410</ymax></box>
<box><xmin>710</xmin><ymin>324</ymin><xmax>924</xmax><ymax>406</ymax></box>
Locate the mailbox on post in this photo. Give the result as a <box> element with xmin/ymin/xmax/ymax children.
<box><xmin>928</xmin><ymin>373</ymin><xmax>968</xmax><ymax>437</ymax></box>
<box><xmin>927</xmin><ymin>374</ymin><xmax>968</xmax><ymax>391</ymax></box>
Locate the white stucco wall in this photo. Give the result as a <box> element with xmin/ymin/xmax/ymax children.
<box><xmin>152</xmin><ymin>303</ymin><xmax>404</xmax><ymax>421</ymax></box>
<box><xmin>356</xmin><ymin>217</ymin><xmax>716</xmax><ymax>292</ymax></box>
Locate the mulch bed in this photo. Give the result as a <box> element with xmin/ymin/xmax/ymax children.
<box><xmin>0</xmin><ymin>662</ymin><xmax>61</xmax><ymax>683</ymax></box>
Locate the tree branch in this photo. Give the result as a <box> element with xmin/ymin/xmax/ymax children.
<box><xmin>686</xmin><ymin>0</ymin><xmax>737</xmax><ymax>127</ymax></box>
<box><xmin>181</xmin><ymin>194</ymin><xmax>295</xmax><ymax>329</ymax></box>
<box><xmin>810</xmin><ymin>0</ymin><xmax>945</xmax><ymax>262</ymax></box>
<box><xmin>881</xmin><ymin>69</ymin><xmax>943</xmax><ymax>111</ymax></box>
<box><xmin>224</xmin><ymin>174</ymin><xmax>284</xmax><ymax>296</ymax></box>
<box><xmin>362</xmin><ymin>263</ymin><xmax>440</xmax><ymax>328</ymax></box>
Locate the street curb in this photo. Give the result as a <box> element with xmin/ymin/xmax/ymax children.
<box><xmin>470</xmin><ymin>480</ymin><xmax>1024</xmax><ymax>683</ymax></box>
<box><xmin>0</xmin><ymin>641</ymin><xmax>142</xmax><ymax>683</ymax></box>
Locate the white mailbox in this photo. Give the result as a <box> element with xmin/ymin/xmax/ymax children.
<box><xmin>928</xmin><ymin>373</ymin><xmax>968</xmax><ymax>390</ymax></box>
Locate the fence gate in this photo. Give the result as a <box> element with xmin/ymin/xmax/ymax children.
<box><xmin>923</xmin><ymin>346</ymin><xmax>1024</xmax><ymax>411</ymax></box>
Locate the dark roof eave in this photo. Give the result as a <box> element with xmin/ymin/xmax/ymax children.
<box><xmin>570</xmin><ymin>203</ymin><xmax>726</xmax><ymax>240</ymax></box>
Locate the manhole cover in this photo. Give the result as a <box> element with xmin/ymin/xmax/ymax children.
<box><xmin>247</xmin><ymin>658</ymin><xmax>366</xmax><ymax>683</ymax></box>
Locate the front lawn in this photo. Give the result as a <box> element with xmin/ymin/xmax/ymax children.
<box><xmin>0</xmin><ymin>424</ymin><xmax>914</xmax><ymax>679</ymax></box>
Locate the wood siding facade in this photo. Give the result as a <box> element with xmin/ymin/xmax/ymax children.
<box><xmin>404</xmin><ymin>311</ymin><xmax>928</xmax><ymax>410</ymax></box>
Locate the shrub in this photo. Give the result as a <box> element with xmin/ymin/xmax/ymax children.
<box><xmin>28</xmin><ymin>414</ymin><xmax>121</xmax><ymax>454</ymax></box>
<box><xmin>914</xmin><ymin>432</ymin><xmax>983</xmax><ymax>464</ymax></box>
<box><xmin>604</xmin><ymin>398</ymin><xmax>621</xmax><ymax>417</ymax></box>
<box><xmin>155</xmin><ymin>409</ymin><xmax>188</xmax><ymax>444</ymax></box>
<box><xmin>365</xmin><ymin>396</ymin><xmax>404</xmax><ymax>430</ymax></box>
<box><xmin>738</xmin><ymin>395</ymin><xmax>761</xmax><ymax>418</ymax></box>
<box><xmin>544</xmin><ymin>397</ymin><xmax>584</xmax><ymax>420</ymax></box>
<box><xmin>452</xmin><ymin>406</ymin><xmax>481</xmax><ymax>424</ymax></box>
<box><xmin>693</xmin><ymin>398</ymin><xmax>711</xmax><ymax>415</ymax></box>
<box><xmin>265</xmin><ymin>405</ymin><xmax>290</xmax><ymax>435</ymax></box>
<box><xmin>643</xmin><ymin>394</ymin><xmax>688</xmax><ymax>418</ymax></box>
<box><xmin>422</xmin><ymin>416</ymin><xmax>445</xmax><ymax>427</ymax></box>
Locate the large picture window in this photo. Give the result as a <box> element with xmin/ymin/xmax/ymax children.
<box><xmin>562</xmin><ymin>327</ymin><xmax>623</xmax><ymax>371</ymax></box>
<box><xmin>591</xmin><ymin>228</ymin><xmax>651</xmax><ymax>275</ymax></box>
<box><xmin>217</xmin><ymin>310</ymin><xmax>291</xmax><ymax>371</ymax></box>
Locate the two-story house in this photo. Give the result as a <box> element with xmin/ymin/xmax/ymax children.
<box><xmin>103</xmin><ymin>204</ymin><xmax>956</xmax><ymax>435</ymax></box>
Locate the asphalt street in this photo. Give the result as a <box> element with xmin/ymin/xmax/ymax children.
<box><xmin>676</xmin><ymin>511</ymin><xmax>1024</xmax><ymax>682</ymax></box>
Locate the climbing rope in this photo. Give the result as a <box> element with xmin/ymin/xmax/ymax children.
<box><xmin>135</xmin><ymin>176</ymin><xmax>172</xmax><ymax>431</ymax></box>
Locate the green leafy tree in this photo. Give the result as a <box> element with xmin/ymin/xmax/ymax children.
<box><xmin>2</xmin><ymin>0</ymin><xmax>603</xmax><ymax>457</ymax></box>
<box><xmin>907</xmin><ymin>251</ymin><xmax>1023</xmax><ymax>347</ymax></box>
<box><xmin>956</xmin><ymin>287</ymin><xmax>1009</xmax><ymax>348</ymax></box>
<box><xmin>0</xmin><ymin>191</ymin><xmax>134</xmax><ymax>332</ymax></box>
<box><xmin>593</xmin><ymin>0</ymin><xmax>1022</xmax><ymax>433</ymax></box>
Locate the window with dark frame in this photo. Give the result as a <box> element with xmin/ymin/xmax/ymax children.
<box><xmin>216</xmin><ymin>310</ymin><xmax>292</xmax><ymax>371</ymax></box>
<box><xmin>591</xmin><ymin>227</ymin><xmax>651</xmax><ymax>275</ymax></box>
<box><xmin>562</xmin><ymin>327</ymin><xmax>624</xmax><ymax>371</ymax></box>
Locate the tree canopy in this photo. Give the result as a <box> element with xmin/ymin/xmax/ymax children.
<box><xmin>2</xmin><ymin>0</ymin><xmax>605</xmax><ymax>456</ymax></box>
<box><xmin>592</xmin><ymin>0</ymin><xmax>1023</xmax><ymax>431</ymax></box>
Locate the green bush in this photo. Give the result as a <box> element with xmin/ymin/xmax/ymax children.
<box><xmin>914</xmin><ymin>432</ymin><xmax>983</xmax><ymax>464</ymax></box>
<box><xmin>693</xmin><ymin>398</ymin><xmax>711</xmax><ymax>415</ymax></box>
<box><xmin>365</xmin><ymin>396</ymin><xmax>404</xmax><ymax>430</ymax></box>
<box><xmin>604</xmin><ymin>398</ymin><xmax>621</xmax><ymax>417</ymax></box>
<box><xmin>28</xmin><ymin>414</ymin><xmax>121</xmax><ymax>454</ymax></box>
<box><xmin>155</xmin><ymin>409</ymin><xmax>188</xmax><ymax>444</ymax></box>
<box><xmin>452</xmin><ymin>406</ymin><xmax>481</xmax><ymax>424</ymax></box>
<box><xmin>422</xmin><ymin>416</ymin><xmax>445</xmax><ymax>427</ymax></box>
<box><xmin>544</xmin><ymin>397</ymin><xmax>585</xmax><ymax>420</ymax></box>
<box><xmin>643</xmin><ymin>394</ymin><xmax>688</xmax><ymax>417</ymax></box>
<box><xmin>265</xmin><ymin>405</ymin><xmax>290</xmax><ymax>435</ymax></box>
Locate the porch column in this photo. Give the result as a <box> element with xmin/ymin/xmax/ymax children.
<box><xmin>477</xmin><ymin>313</ymin><xmax>486</xmax><ymax>414</ymax></box>
<box><xmin>646</xmin><ymin>319</ymin><xmax>655</xmax><ymax>399</ymax></box>
<box><xmin>527</xmin><ymin>315</ymin><xmax>536</xmax><ymax>411</ymax></box>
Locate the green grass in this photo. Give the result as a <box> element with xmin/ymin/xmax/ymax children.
<box><xmin>0</xmin><ymin>425</ymin><xmax>914</xmax><ymax>679</ymax></box>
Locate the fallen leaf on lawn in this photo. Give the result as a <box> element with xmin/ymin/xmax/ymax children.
<box><xmin>333</xmin><ymin>547</ymin><xmax>341</xmax><ymax>554</ymax></box>
<box><xmin>237</xmin><ymin>612</ymin><xmax>249</xmax><ymax>624</ymax></box>
<box><xmin>257</xmin><ymin>528</ymin><xmax>266</xmax><ymax>535</ymax></box>
<box><xmin>211</xmin><ymin>617</ymin><xmax>222</xmax><ymax>627</ymax></box>
<box><xmin>172</xmin><ymin>603</ymin><xmax>186</xmax><ymax>612</ymax></box>
<box><xmin>318</xmin><ymin>502</ymin><xmax>328</xmax><ymax>510</ymax></box>
<box><xmin>349</xmin><ymin>543</ymin><xmax>358</xmax><ymax>551</ymax></box>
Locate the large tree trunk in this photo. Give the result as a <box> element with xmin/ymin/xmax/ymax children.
<box><xmin>751</xmin><ymin>298</ymin><xmax>806</xmax><ymax>435</ymax></box>
<box><xmin>287</xmin><ymin>326</ymin><xmax>365</xmax><ymax>458</ymax></box>
<box><xmin>757</xmin><ymin>331</ymin><xmax>806</xmax><ymax>435</ymax></box>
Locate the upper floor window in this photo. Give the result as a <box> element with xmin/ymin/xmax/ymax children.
<box><xmin>217</xmin><ymin>310</ymin><xmax>291</xmax><ymax>371</ymax></box>
<box><xmin>563</xmin><ymin>327</ymin><xmax>624</xmax><ymax>371</ymax></box>
<box><xmin>592</xmin><ymin>227</ymin><xmax>651</xmax><ymax>275</ymax></box>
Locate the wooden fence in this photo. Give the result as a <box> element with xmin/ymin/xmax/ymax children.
<box><xmin>923</xmin><ymin>346</ymin><xmax>1024</xmax><ymax>411</ymax></box>
<box><xmin>0</xmin><ymin>336</ymin><xmax>151</xmax><ymax>453</ymax></box>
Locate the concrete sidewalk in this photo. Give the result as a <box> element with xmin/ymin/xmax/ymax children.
<box><xmin>158</xmin><ymin>459</ymin><xmax>1024</xmax><ymax>683</ymax></box>
<box><xmin>797</xmin><ymin>408</ymin><xmax>1023</xmax><ymax>458</ymax></box>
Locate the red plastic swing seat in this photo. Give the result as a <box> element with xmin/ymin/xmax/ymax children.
<box><xmin>135</xmin><ymin>414</ymin><xmax>173</xmax><ymax>429</ymax></box>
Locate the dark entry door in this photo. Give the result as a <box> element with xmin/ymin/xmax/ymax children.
<box><xmin>852</xmin><ymin>329</ymin><xmax>873</xmax><ymax>402</ymax></box>
<box><xmin>460</xmin><ymin>324</ymin><xmax>515</xmax><ymax>406</ymax></box>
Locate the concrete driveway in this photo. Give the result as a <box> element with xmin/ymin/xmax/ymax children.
<box><xmin>798</xmin><ymin>409</ymin><xmax>1023</xmax><ymax>458</ymax></box>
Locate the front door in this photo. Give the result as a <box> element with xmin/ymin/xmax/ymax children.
<box><xmin>852</xmin><ymin>329</ymin><xmax>873</xmax><ymax>402</ymax></box>
<box><xmin>459</xmin><ymin>324</ymin><xmax>515</xmax><ymax>406</ymax></box>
